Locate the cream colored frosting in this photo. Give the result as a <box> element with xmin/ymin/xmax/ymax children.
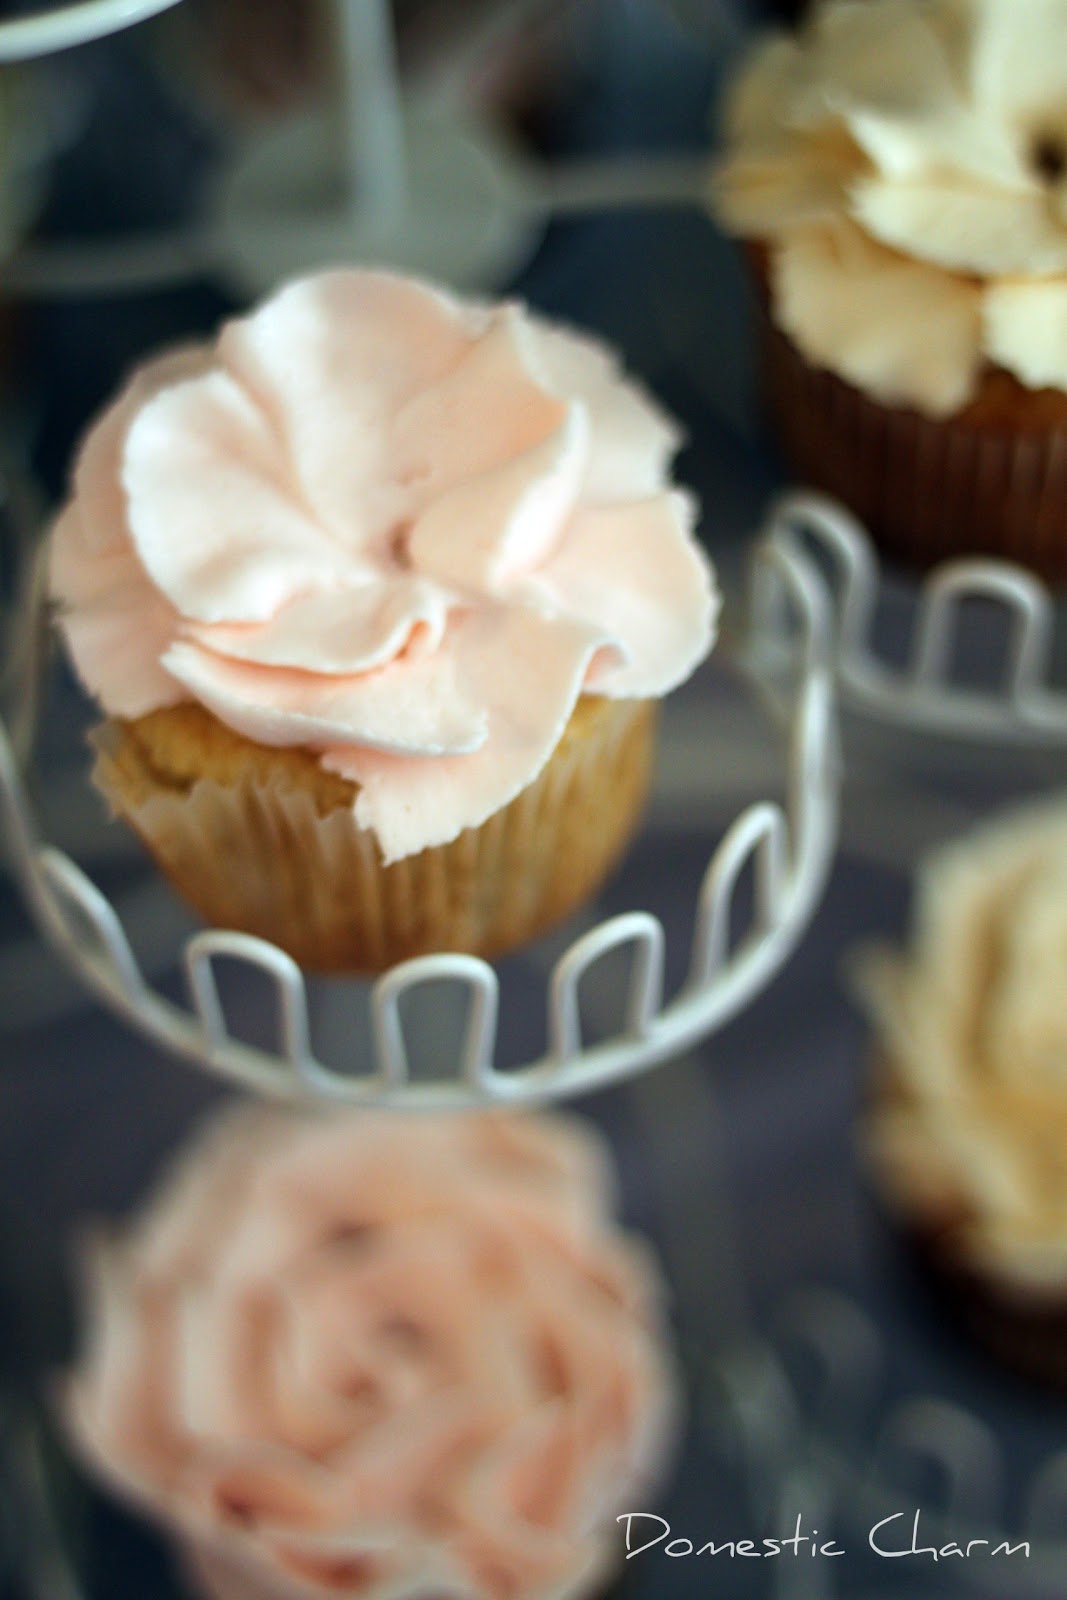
<box><xmin>65</xmin><ymin>1107</ymin><xmax>678</xmax><ymax>1600</ymax></box>
<box><xmin>712</xmin><ymin>0</ymin><xmax>1067</xmax><ymax>417</ymax></box>
<box><xmin>50</xmin><ymin>271</ymin><xmax>718</xmax><ymax>862</ymax></box>
<box><xmin>859</xmin><ymin>799</ymin><xmax>1067</xmax><ymax>1291</ymax></box>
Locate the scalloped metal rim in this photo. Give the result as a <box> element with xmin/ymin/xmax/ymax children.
<box><xmin>0</xmin><ymin>534</ymin><xmax>840</xmax><ymax>1108</ymax></box>
<box><xmin>751</xmin><ymin>492</ymin><xmax>1067</xmax><ymax>749</ymax></box>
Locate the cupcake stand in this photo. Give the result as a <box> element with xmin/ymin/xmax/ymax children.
<box><xmin>1</xmin><ymin>4</ymin><xmax>1067</xmax><ymax>1599</ymax></box>
<box><xmin>730</xmin><ymin>494</ymin><xmax>1067</xmax><ymax>1599</ymax></box>
<box><xmin>0</xmin><ymin>0</ymin><xmax>711</xmax><ymax>299</ymax></box>
<box><xmin>0</xmin><ymin>532</ymin><xmax>838</xmax><ymax>1109</ymax></box>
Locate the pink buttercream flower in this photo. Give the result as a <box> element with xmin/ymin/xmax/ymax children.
<box><xmin>51</xmin><ymin>271</ymin><xmax>717</xmax><ymax>861</ymax></box>
<box><xmin>64</xmin><ymin>1107</ymin><xmax>678</xmax><ymax>1600</ymax></box>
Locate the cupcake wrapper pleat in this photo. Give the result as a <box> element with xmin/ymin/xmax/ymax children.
<box><xmin>91</xmin><ymin>700</ymin><xmax>655</xmax><ymax>975</ymax></box>
<box><xmin>757</xmin><ymin>308</ymin><xmax>1067</xmax><ymax>583</ymax></box>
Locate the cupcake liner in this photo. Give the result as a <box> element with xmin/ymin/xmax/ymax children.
<box><xmin>905</xmin><ymin>1223</ymin><xmax>1067</xmax><ymax>1394</ymax></box>
<box><xmin>91</xmin><ymin>698</ymin><xmax>656</xmax><ymax>974</ymax></box>
<box><xmin>753</xmin><ymin>285</ymin><xmax>1067</xmax><ymax>584</ymax></box>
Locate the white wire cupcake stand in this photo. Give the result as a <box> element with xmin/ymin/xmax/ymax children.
<box><xmin>0</xmin><ymin>0</ymin><xmax>712</xmax><ymax>300</ymax></box>
<box><xmin>751</xmin><ymin>493</ymin><xmax>1067</xmax><ymax>749</ymax></box>
<box><xmin>0</xmin><ymin>527</ymin><xmax>839</xmax><ymax>1110</ymax></box>
<box><xmin>0</xmin><ymin>2</ymin><xmax>838</xmax><ymax>1112</ymax></box>
<box><xmin>730</xmin><ymin>498</ymin><xmax>1067</xmax><ymax>1598</ymax></box>
<box><xmin>0</xmin><ymin>0</ymin><xmax>183</xmax><ymax>62</ymax></box>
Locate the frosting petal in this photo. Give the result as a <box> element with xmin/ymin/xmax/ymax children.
<box><xmin>774</xmin><ymin>221</ymin><xmax>984</xmax><ymax>418</ymax></box>
<box><xmin>968</xmin><ymin>0</ymin><xmax>1067</xmax><ymax>146</ymax></box>
<box><xmin>60</xmin><ymin>581</ymin><xmax>184</xmax><ymax>718</ymax></box>
<box><xmin>530</xmin><ymin>493</ymin><xmax>719</xmax><ymax>698</ymax></box>
<box><xmin>852</xmin><ymin>173</ymin><xmax>1067</xmax><ymax>276</ymax></box>
<box><xmin>711</xmin><ymin>0</ymin><xmax>1067</xmax><ymax>410</ymax></box>
<box><xmin>526</xmin><ymin>324</ymin><xmax>682</xmax><ymax>501</ymax></box>
<box><xmin>392</xmin><ymin>308</ymin><xmax>570</xmax><ymax>495</ymax></box>
<box><xmin>723</xmin><ymin>32</ymin><xmax>810</xmax><ymax>145</ymax></box>
<box><xmin>810</xmin><ymin>0</ymin><xmax>961</xmax><ymax>122</ymax></box>
<box><xmin>51</xmin><ymin>509</ymin><xmax>184</xmax><ymax>717</ymax></box>
<box><xmin>843</xmin><ymin>101</ymin><xmax>1024</xmax><ymax>191</ymax></box>
<box><xmin>985</xmin><ymin>277</ymin><xmax>1067</xmax><ymax>392</ymax></box>
<box><xmin>324</xmin><ymin>609</ymin><xmax>601</xmax><ymax>862</ymax></box>
<box><xmin>162</xmin><ymin>638</ymin><xmax>488</xmax><ymax>757</ymax></box>
<box><xmin>408</xmin><ymin>407</ymin><xmax>589</xmax><ymax>592</ymax></box>
<box><xmin>181</xmin><ymin>579</ymin><xmax>450</xmax><ymax>676</ymax></box>
<box><xmin>74</xmin><ymin>344</ymin><xmax>209</xmax><ymax>557</ymax></box>
<box><xmin>124</xmin><ymin>370</ymin><xmax>353</xmax><ymax>624</ymax></box>
<box><xmin>67</xmin><ymin>1243</ymin><xmax>184</xmax><ymax>1494</ymax></box>
<box><xmin>219</xmin><ymin>271</ymin><xmax>479</xmax><ymax>548</ymax></box>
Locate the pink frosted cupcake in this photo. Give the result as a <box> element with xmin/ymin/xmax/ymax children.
<box><xmin>64</xmin><ymin>1106</ymin><xmax>678</xmax><ymax>1600</ymax></box>
<box><xmin>49</xmin><ymin>270</ymin><xmax>718</xmax><ymax>971</ymax></box>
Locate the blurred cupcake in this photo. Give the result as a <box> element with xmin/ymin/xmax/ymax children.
<box><xmin>858</xmin><ymin>798</ymin><xmax>1067</xmax><ymax>1388</ymax></box>
<box><xmin>64</xmin><ymin>1105</ymin><xmax>678</xmax><ymax>1600</ymax></box>
<box><xmin>712</xmin><ymin>0</ymin><xmax>1067</xmax><ymax>582</ymax></box>
<box><xmin>49</xmin><ymin>269</ymin><xmax>718</xmax><ymax>972</ymax></box>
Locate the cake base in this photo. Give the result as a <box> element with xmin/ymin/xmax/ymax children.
<box><xmin>92</xmin><ymin>697</ymin><xmax>656</xmax><ymax>975</ymax></box>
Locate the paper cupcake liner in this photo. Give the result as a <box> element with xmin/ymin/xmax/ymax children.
<box><xmin>903</xmin><ymin>1223</ymin><xmax>1067</xmax><ymax>1394</ymax></box>
<box><xmin>754</xmin><ymin>297</ymin><xmax>1067</xmax><ymax>584</ymax></box>
<box><xmin>91</xmin><ymin>698</ymin><xmax>656</xmax><ymax>974</ymax></box>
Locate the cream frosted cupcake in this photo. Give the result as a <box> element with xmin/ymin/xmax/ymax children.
<box><xmin>64</xmin><ymin>1106</ymin><xmax>678</xmax><ymax>1600</ymax></box>
<box><xmin>859</xmin><ymin>798</ymin><xmax>1067</xmax><ymax>1387</ymax></box>
<box><xmin>50</xmin><ymin>270</ymin><xmax>718</xmax><ymax>972</ymax></box>
<box><xmin>712</xmin><ymin>0</ymin><xmax>1067</xmax><ymax>581</ymax></box>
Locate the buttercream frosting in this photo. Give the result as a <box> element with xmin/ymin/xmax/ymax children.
<box><xmin>51</xmin><ymin>271</ymin><xmax>718</xmax><ymax>861</ymax></box>
<box><xmin>712</xmin><ymin>0</ymin><xmax>1067</xmax><ymax>416</ymax></box>
<box><xmin>859</xmin><ymin>799</ymin><xmax>1067</xmax><ymax>1290</ymax></box>
<box><xmin>65</xmin><ymin>1106</ymin><xmax>678</xmax><ymax>1600</ymax></box>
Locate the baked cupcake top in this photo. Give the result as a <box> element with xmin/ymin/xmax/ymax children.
<box><xmin>860</xmin><ymin>798</ymin><xmax>1067</xmax><ymax>1292</ymax></box>
<box><xmin>712</xmin><ymin>0</ymin><xmax>1067</xmax><ymax>418</ymax></box>
<box><xmin>65</xmin><ymin>1105</ymin><xmax>678</xmax><ymax>1600</ymax></box>
<box><xmin>50</xmin><ymin>271</ymin><xmax>718</xmax><ymax>862</ymax></box>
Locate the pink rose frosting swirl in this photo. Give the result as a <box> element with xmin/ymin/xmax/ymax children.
<box><xmin>50</xmin><ymin>271</ymin><xmax>718</xmax><ymax>861</ymax></box>
<box><xmin>65</xmin><ymin>1108</ymin><xmax>678</xmax><ymax>1600</ymax></box>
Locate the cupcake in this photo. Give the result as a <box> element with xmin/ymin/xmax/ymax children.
<box><xmin>49</xmin><ymin>270</ymin><xmax>718</xmax><ymax>972</ymax></box>
<box><xmin>64</xmin><ymin>1105</ymin><xmax>678</xmax><ymax>1600</ymax></box>
<box><xmin>712</xmin><ymin>0</ymin><xmax>1067</xmax><ymax>582</ymax></box>
<box><xmin>858</xmin><ymin>798</ymin><xmax>1067</xmax><ymax>1388</ymax></box>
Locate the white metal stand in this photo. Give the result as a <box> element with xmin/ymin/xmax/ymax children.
<box><xmin>0</xmin><ymin>0</ymin><xmax>185</xmax><ymax>62</ymax></box>
<box><xmin>0</xmin><ymin>531</ymin><xmax>840</xmax><ymax>1109</ymax></box>
<box><xmin>0</xmin><ymin>0</ymin><xmax>710</xmax><ymax>298</ymax></box>
<box><xmin>751</xmin><ymin>493</ymin><xmax>1067</xmax><ymax>748</ymax></box>
<box><xmin>727</xmin><ymin>497</ymin><xmax>1067</xmax><ymax>1597</ymax></box>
